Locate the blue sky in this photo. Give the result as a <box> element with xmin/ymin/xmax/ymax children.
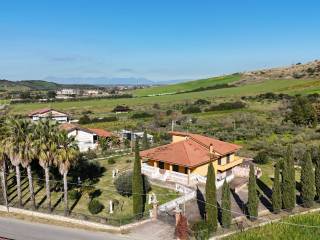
<box><xmin>1</xmin><ymin>0</ymin><xmax>320</xmax><ymax>82</ymax></box>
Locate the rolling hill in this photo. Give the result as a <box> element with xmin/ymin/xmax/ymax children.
<box><xmin>0</xmin><ymin>79</ymin><xmax>99</xmax><ymax>92</ymax></box>
<box><xmin>133</xmin><ymin>60</ymin><xmax>320</xmax><ymax>97</ymax></box>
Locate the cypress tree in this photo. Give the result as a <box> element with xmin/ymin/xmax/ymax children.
<box><xmin>272</xmin><ymin>162</ymin><xmax>281</xmax><ymax>213</ymax></box>
<box><xmin>142</xmin><ymin>130</ymin><xmax>150</xmax><ymax>150</ymax></box>
<box><xmin>221</xmin><ymin>180</ymin><xmax>231</xmax><ymax>228</ymax></box>
<box><xmin>315</xmin><ymin>146</ymin><xmax>320</xmax><ymax>201</ymax></box>
<box><xmin>205</xmin><ymin>163</ymin><xmax>217</xmax><ymax>233</ymax></box>
<box><xmin>301</xmin><ymin>150</ymin><xmax>315</xmax><ymax>208</ymax></box>
<box><xmin>247</xmin><ymin>164</ymin><xmax>258</xmax><ymax>220</ymax></box>
<box><xmin>132</xmin><ymin>138</ymin><xmax>144</xmax><ymax>218</ymax></box>
<box><xmin>282</xmin><ymin>145</ymin><xmax>296</xmax><ymax>211</ymax></box>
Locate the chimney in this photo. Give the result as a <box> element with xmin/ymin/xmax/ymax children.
<box><xmin>209</xmin><ymin>144</ymin><xmax>214</xmax><ymax>154</ymax></box>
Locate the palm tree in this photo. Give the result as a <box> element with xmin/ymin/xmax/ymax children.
<box><xmin>35</xmin><ymin>119</ymin><xmax>59</xmax><ymax>212</ymax></box>
<box><xmin>6</xmin><ymin>119</ymin><xmax>26</xmax><ymax>208</ymax></box>
<box><xmin>0</xmin><ymin>119</ymin><xmax>8</xmax><ymax>211</ymax></box>
<box><xmin>20</xmin><ymin>123</ymin><xmax>37</xmax><ymax>210</ymax></box>
<box><xmin>0</xmin><ymin>144</ymin><xmax>8</xmax><ymax>211</ymax></box>
<box><xmin>56</xmin><ymin>131</ymin><xmax>79</xmax><ymax>216</ymax></box>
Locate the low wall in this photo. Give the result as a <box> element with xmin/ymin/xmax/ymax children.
<box><xmin>0</xmin><ymin>205</ymin><xmax>152</xmax><ymax>232</ymax></box>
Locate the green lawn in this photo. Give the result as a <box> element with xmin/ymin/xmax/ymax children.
<box><xmin>225</xmin><ymin>212</ymin><xmax>320</xmax><ymax>240</ymax></box>
<box><xmin>6</xmin><ymin>154</ymin><xmax>179</xmax><ymax>225</ymax></box>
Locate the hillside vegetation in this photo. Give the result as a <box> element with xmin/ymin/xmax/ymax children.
<box><xmin>0</xmin><ymin>79</ymin><xmax>98</xmax><ymax>92</ymax></box>
<box><xmin>133</xmin><ymin>60</ymin><xmax>320</xmax><ymax>97</ymax></box>
<box><xmin>133</xmin><ymin>74</ymin><xmax>242</xmax><ymax>96</ymax></box>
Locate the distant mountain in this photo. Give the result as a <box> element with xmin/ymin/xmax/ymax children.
<box><xmin>44</xmin><ymin>76</ymin><xmax>190</xmax><ymax>86</ymax></box>
<box><xmin>45</xmin><ymin>76</ymin><xmax>155</xmax><ymax>86</ymax></box>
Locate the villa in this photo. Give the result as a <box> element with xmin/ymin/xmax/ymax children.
<box><xmin>140</xmin><ymin>131</ymin><xmax>245</xmax><ymax>187</ymax></box>
<box><xmin>60</xmin><ymin>123</ymin><xmax>112</xmax><ymax>152</ymax></box>
<box><xmin>29</xmin><ymin>108</ymin><xmax>69</xmax><ymax>123</ymax></box>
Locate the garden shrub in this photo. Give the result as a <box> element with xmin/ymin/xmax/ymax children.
<box><xmin>83</xmin><ymin>149</ymin><xmax>97</xmax><ymax>160</ymax></box>
<box><xmin>253</xmin><ymin>151</ymin><xmax>270</xmax><ymax>164</ymax></box>
<box><xmin>108</xmin><ymin>158</ymin><xmax>116</xmax><ymax>164</ymax></box>
<box><xmin>88</xmin><ymin>199</ymin><xmax>104</xmax><ymax>214</ymax></box>
<box><xmin>192</xmin><ymin>220</ymin><xmax>210</xmax><ymax>240</ymax></box>
<box><xmin>112</xmin><ymin>105</ymin><xmax>132</xmax><ymax>112</ymax></box>
<box><xmin>68</xmin><ymin>189</ymin><xmax>81</xmax><ymax>200</ymax></box>
<box><xmin>114</xmin><ymin>171</ymin><xmax>151</xmax><ymax>197</ymax></box>
<box><xmin>182</xmin><ymin>105</ymin><xmax>201</xmax><ymax>114</ymax></box>
<box><xmin>131</xmin><ymin>112</ymin><xmax>153</xmax><ymax>119</ymax></box>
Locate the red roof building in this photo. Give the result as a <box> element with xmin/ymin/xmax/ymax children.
<box><xmin>140</xmin><ymin>131</ymin><xmax>243</xmax><ymax>179</ymax></box>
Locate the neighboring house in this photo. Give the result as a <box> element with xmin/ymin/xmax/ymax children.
<box><xmin>120</xmin><ymin>130</ymin><xmax>153</xmax><ymax>143</ymax></box>
<box><xmin>140</xmin><ymin>131</ymin><xmax>244</xmax><ymax>187</ymax></box>
<box><xmin>29</xmin><ymin>108</ymin><xmax>69</xmax><ymax>123</ymax></box>
<box><xmin>56</xmin><ymin>88</ymin><xmax>80</xmax><ymax>95</ymax></box>
<box><xmin>60</xmin><ymin>123</ymin><xmax>112</xmax><ymax>152</ymax></box>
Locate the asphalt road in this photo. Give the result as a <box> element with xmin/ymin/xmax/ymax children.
<box><xmin>0</xmin><ymin>217</ymin><xmax>130</xmax><ymax>240</ymax></box>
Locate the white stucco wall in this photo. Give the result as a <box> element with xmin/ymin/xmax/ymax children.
<box><xmin>68</xmin><ymin>129</ymin><xmax>97</xmax><ymax>152</ymax></box>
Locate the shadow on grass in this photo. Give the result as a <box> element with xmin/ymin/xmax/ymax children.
<box><xmin>258</xmin><ymin>190</ymin><xmax>272</xmax><ymax>212</ymax></box>
<box><xmin>70</xmin><ymin>195</ymin><xmax>82</xmax><ymax>213</ymax></box>
<box><xmin>231</xmin><ymin>189</ymin><xmax>245</xmax><ymax>214</ymax></box>
<box><xmin>257</xmin><ymin>178</ymin><xmax>272</xmax><ymax>200</ymax></box>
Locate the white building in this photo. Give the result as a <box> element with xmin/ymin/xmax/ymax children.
<box><xmin>120</xmin><ymin>130</ymin><xmax>153</xmax><ymax>143</ymax></box>
<box><xmin>29</xmin><ymin>108</ymin><xmax>69</xmax><ymax>123</ymax></box>
<box><xmin>60</xmin><ymin>123</ymin><xmax>112</xmax><ymax>152</ymax></box>
<box><xmin>56</xmin><ymin>89</ymin><xmax>80</xmax><ymax>95</ymax></box>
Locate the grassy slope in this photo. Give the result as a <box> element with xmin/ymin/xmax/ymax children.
<box><xmin>226</xmin><ymin>212</ymin><xmax>320</xmax><ymax>240</ymax></box>
<box><xmin>133</xmin><ymin>74</ymin><xmax>242</xmax><ymax>96</ymax></box>
<box><xmin>9</xmin><ymin>79</ymin><xmax>320</xmax><ymax>116</ymax></box>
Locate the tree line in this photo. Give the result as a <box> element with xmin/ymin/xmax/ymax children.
<box><xmin>0</xmin><ymin>118</ymin><xmax>79</xmax><ymax>216</ymax></box>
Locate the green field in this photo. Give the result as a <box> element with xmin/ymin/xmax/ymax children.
<box><xmin>226</xmin><ymin>212</ymin><xmax>320</xmax><ymax>240</ymax></box>
<box><xmin>8</xmin><ymin>78</ymin><xmax>320</xmax><ymax>116</ymax></box>
<box><xmin>133</xmin><ymin>74</ymin><xmax>242</xmax><ymax>96</ymax></box>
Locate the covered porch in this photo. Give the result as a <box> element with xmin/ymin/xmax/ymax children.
<box><xmin>141</xmin><ymin>162</ymin><xmax>234</xmax><ymax>188</ymax></box>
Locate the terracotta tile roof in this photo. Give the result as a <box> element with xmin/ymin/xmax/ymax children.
<box><xmin>59</xmin><ymin>123</ymin><xmax>78</xmax><ymax>132</ymax></box>
<box><xmin>89</xmin><ymin>128</ymin><xmax>112</xmax><ymax>138</ymax></box>
<box><xmin>28</xmin><ymin>108</ymin><xmax>52</xmax><ymax>116</ymax></box>
<box><xmin>140</xmin><ymin>131</ymin><xmax>241</xmax><ymax>168</ymax></box>
<box><xmin>28</xmin><ymin>108</ymin><xmax>68</xmax><ymax>117</ymax></box>
<box><xmin>59</xmin><ymin>123</ymin><xmax>112</xmax><ymax>138</ymax></box>
<box><xmin>169</xmin><ymin>131</ymin><xmax>241</xmax><ymax>155</ymax></box>
<box><xmin>140</xmin><ymin>139</ymin><xmax>211</xmax><ymax>168</ymax></box>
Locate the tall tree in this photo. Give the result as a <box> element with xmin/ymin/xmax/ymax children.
<box><xmin>301</xmin><ymin>151</ymin><xmax>315</xmax><ymax>208</ymax></box>
<box><xmin>132</xmin><ymin>138</ymin><xmax>144</xmax><ymax>218</ymax></box>
<box><xmin>0</xmin><ymin>119</ymin><xmax>8</xmax><ymax>210</ymax></box>
<box><xmin>0</xmin><ymin>146</ymin><xmax>8</xmax><ymax>210</ymax></box>
<box><xmin>272</xmin><ymin>162</ymin><xmax>281</xmax><ymax>213</ymax></box>
<box><xmin>315</xmin><ymin>146</ymin><xmax>320</xmax><ymax>201</ymax></box>
<box><xmin>56</xmin><ymin>132</ymin><xmax>79</xmax><ymax>216</ymax></box>
<box><xmin>247</xmin><ymin>164</ymin><xmax>258</xmax><ymax>220</ymax></box>
<box><xmin>205</xmin><ymin>163</ymin><xmax>217</xmax><ymax>232</ymax></box>
<box><xmin>286</xmin><ymin>96</ymin><xmax>317</xmax><ymax>127</ymax></box>
<box><xmin>35</xmin><ymin>119</ymin><xmax>59</xmax><ymax>212</ymax></box>
<box><xmin>142</xmin><ymin>131</ymin><xmax>150</xmax><ymax>150</ymax></box>
<box><xmin>6</xmin><ymin>119</ymin><xmax>25</xmax><ymax>208</ymax></box>
<box><xmin>221</xmin><ymin>180</ymin><xmax>231</xmax><ymax>228</ymax></box>
<box><xmin>20</xmin><ymin>122</ymin><xmax>37</xmax><ymax>210</ymax></box>
<box><xmin>282</xmin><ymin>145</ymin><xmax>296</xmax><ymax>211</ymax></box>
